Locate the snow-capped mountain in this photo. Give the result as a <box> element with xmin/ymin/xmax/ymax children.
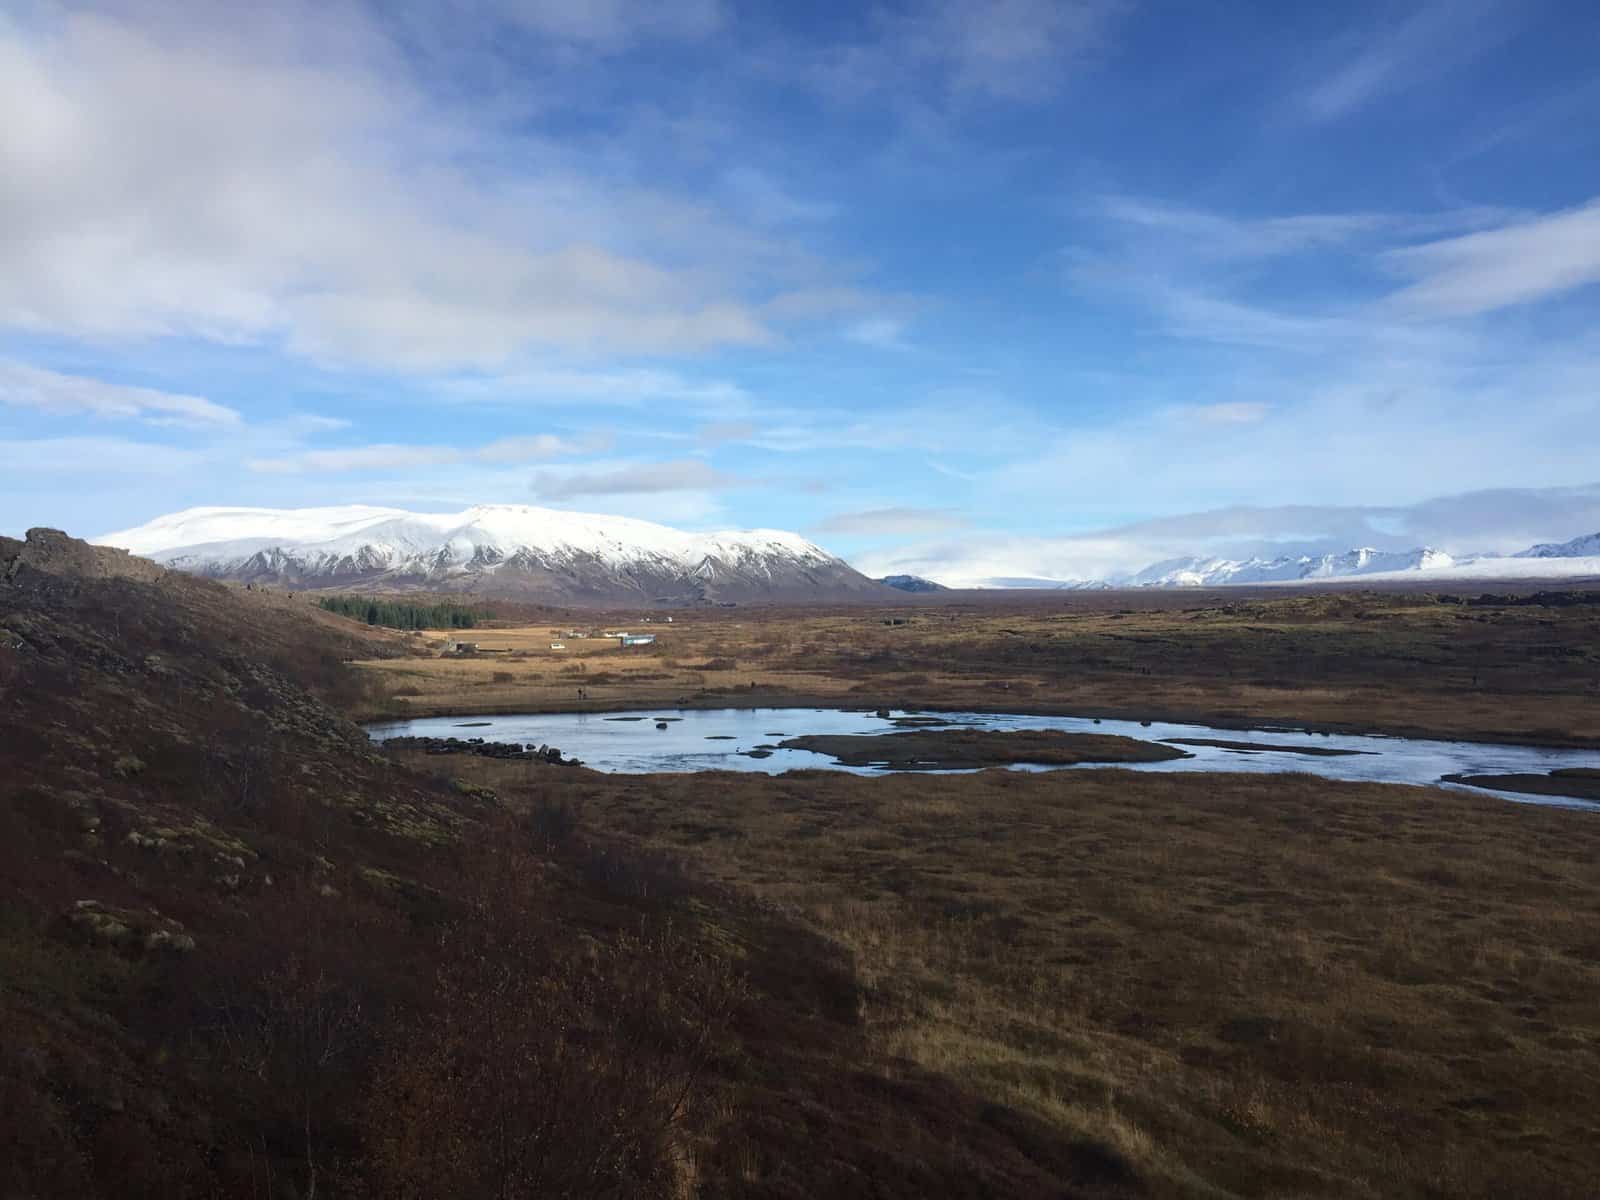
<box><xmin>877</xmin><ymin>574</ymin><xmax>948</xmax><ymax>593</ymax></box>
<box><xmin>95</xmin><ymin>504</ymin><xmax>886</xmax><ymax>604</ymax></box>
<box><xmin>1517</xmin><ymin>532</ymin><xmax>1600</xmax><ymax>559</ymax></box>
<box><xmin>1123</xmin><ymin>547</ymin><xmax>1457</xmax><ymax>588</ymax></box>
<box><xmin>946</xmin><ymin>533</ymin><xmax>1600</xmax><ymax>590</ymax></box>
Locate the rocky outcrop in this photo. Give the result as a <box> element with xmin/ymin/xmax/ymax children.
<box><xmin>381</xmin><ymin>735</ymin><xmax>577</xmax><ymax>765</ymax></box>
<box><xmin>2</xmin><ymin>527</ymin><xmax>167</xmax><ymax>584</ymax></box>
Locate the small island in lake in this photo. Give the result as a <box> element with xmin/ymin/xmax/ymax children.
<box><xmin>778</xmin><ymin>728</ymin><xmax>1190</xmax><ymax>771</ymax></box>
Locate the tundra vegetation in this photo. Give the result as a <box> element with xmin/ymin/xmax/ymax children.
<box><xmin>3</xmin><ymin>528</ymin><xmax>1599</xmax><ymax>1197</ymax></box>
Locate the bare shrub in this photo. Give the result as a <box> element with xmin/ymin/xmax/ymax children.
<box><xmin>364</xmin><ymin>846</ymin><xmax>739</xmax><ymax>1199</ymax></box>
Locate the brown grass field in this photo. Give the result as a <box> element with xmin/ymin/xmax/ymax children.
<box><xmin>406</xmin><ymin>754</ymin><xmax>1600</xmax><ymax>1199</ymax></box>
<box><xmin>351</xmin><ymin>589</ymin><xmax>1600</xmax><ymax>746</ymax></box>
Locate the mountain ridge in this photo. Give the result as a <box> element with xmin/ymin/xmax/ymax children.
<box><xmin>1518</xmin><ymin>532</ymin><xmax>1600</xmax><ymax>559</ymax></box>
<box><xmin>944</xmin><ymin>533</ymin><xmax>1600</xmax><ymax>590</ymax></box>
<box><xmin>878</xmin><ymin>574</ymin><xmax>948</xmax><ymax>593</ymax></box>
<box><xmin>97</xmin><ymin>504</ymin><xmax>886</xmax><ymax>604</ymax></box>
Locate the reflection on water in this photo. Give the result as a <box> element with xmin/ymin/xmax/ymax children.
<box><xmin>365</xmin><ymin>707</ymin><xmax>1600</xmax><ymax>811</ymax></box>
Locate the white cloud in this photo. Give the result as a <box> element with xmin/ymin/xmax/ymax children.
<box><xmin>893</xmin><ymin>0</ymin><xmax>1124</xmax><ymax>102</ymax></box>
<box><xmin>0</xmin><ymin>435</ymin><xmax>204</xmax><ymax>478</ymax></box>
<box><xmin>0</xmin><ymin>9</ymin><xmax>863</xmax><ymax>370</ymax></box>
<box><xmin>845</xmin><ymin>316</ymin><xmax>913</xmax><ymax>351</ymax></box>
<box><xmin>247</xmin><ymin>432</ymin><xmax>603</xmax><ymax>474</ymax></box>
<box><xmin>795</xmin><ymin>0</ymin><xmax>1124</xmax><ymax>107</ymax></box>
<box><xmin>248</xmin><ymin>445</ymin><xmax>460</xmax><ymax>475</ymax></box>
<box><xmin>811</xmin><ymin>507</ymin><xmax>968</xmax><ymax>536</ymax></box>
<box><xmin>1384</xmin><ymin>199</ymin><xmax>1600</xmax><ymax>316</ymax></box>
<box><xmin>696</xmin><ymin>420</ymin><xmax>757</xmax><ymax>446</ymax></box>
<box><xmin>529</xmin><ymin>458</ymin><xmax>744</xmax><ymax>499</ymax></box>
<box><xmin>0</xmin><ymin>360</ymin><xmax>240</xmax><ymax>428</ymax></box>
<box><xmin>1299</xmin><ymin>0</ymin><xmax>1515</xmax><ymax>122</ymax></box>
<box><xmin>720</xmin><ymin>166</ymin><xmax>835</xmax><ymax>227</ymax></box>
<box><xmin>477</xmin><ymin>432</ymin><xmax>612</xmax><ymax>462</ymax></box>
<box><xmin>1168</xmin><ymin>401</ymin><xmax>1271</xmax><ymax>427</ymax></box>
<box><xmin>278</xmin><ymin>414</ymin><xmax>354</xmax><ymax>435</ymax></box>
<box><xmin>442</xmin><ymin>367</ymin><xmax>753</xmax><ymax>413</ymax></box>
<box><xmin>489</xmin><ymin>0</ymin><xmax>725</xmax><ymax>49</ymax></box>
<box><xmin>1099</xmin><ymin>197</ymin><xmax>1392</xmax><ymax>259</ymax></box>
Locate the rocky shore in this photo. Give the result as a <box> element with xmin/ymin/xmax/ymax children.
<box><xmin>380</xmin><ymin>735</ymin><xmax>579</xmax><ymax>765</ymax></box>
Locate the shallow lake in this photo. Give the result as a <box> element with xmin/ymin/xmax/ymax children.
<box><xmin>365</xmin><ymin>707</ymin><xmax>1600</xmax><ymax>811</ymax></box>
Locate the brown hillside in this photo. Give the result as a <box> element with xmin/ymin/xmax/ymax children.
<box><xmin>0</xmin><ymin>530</ymin><xmax>1117</xmax><ymax>1197</ymax></box>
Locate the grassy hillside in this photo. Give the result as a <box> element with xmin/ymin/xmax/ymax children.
<box><xmin>0</xmin><ymin>530</ymin><xmax>1121</xmax><ymax>1198</ymax></box>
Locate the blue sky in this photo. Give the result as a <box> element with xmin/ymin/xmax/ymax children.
<box><xmin>3</xmin><ymin>0</ymin><xmax>1599</xmax><ymax>583</ymax></box>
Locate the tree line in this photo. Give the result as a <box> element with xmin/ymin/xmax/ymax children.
<box><xmin>316</xmin><ymin>594</ymin><xmax>486</xmax><ymax>630</ymax></box>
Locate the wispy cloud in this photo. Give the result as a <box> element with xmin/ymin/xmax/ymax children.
<box><xmin>695</xmin><ymin>420</ymin><xmax>757</xmax><ymax>446</ymax></box>
<box><xmin>810</xmin><ymin>506</ymin><xmax>969</xmax><ymax>536</ymax></box>
<box><xmin>1383</xmin><ymin>199</ymin><xmax>1600</xmax><ymax>316</ymax></box>
<box><xmin>483</xmin><ymin>0</ymin><xmax>726</xmax><ymax>50</ymax></box>
<box><xmin>248</xmin><ymin>433</ymin><xmax>605</xmax><ymax>475</ymax></box>
<box><xmin>442</xmin><ymin>367</ymin><xmax>753</xmax><ymax>413</ymax></box>
<box><xmin>1167</xmin><ymin>402</ymin><xmax>1271</xmax><ymax>427</ymax></box>
<box><xmin>845</xmin><ymin>316</ymin><xmax>913</xmax><ymax>351</ymax></box>
<box><xmin>0</xmin><ymin>361</ymin><xmax>241</xmax><ymax>428</ymax></box>
<box><xmin>788</xmin><ymin>0</ymin><xmax>1125</xmax><ymax>108</ymax></box>
<box><xmin>1299</xmin><ymin>0</ymin><xmax>1518</xmax><ymax>122</ymax></box>
<box><xmin>900</xmin><ymin>0</ymin><xmax>1125</xmax><ymax>101</ymax></box>
<box><xmin>0</xmin><ymin>435</ymin><xmax>205</xmax><ymax>478</ymax></box>
<box><xmin>1098</xmin><ymin>197</ymin><xmax>1393</xmax><ymax>259</ymax></box>
<box><xmin>529</xmin><ymin>458</ymin><xmax>745</xmax><ymax>500</ymax></box>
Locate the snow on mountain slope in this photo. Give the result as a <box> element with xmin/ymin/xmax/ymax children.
<box><xmin>1108</xmin><ymin>545</ymin><xmax>1600</xmax><ymax>589</ymax></box>
<box><xmin>1517</xmin><ymin>532</ymin><xmax>1600</xmax><ymax>559</ymax></box>
<box><xmin>1334</xmin><ymin>556</ymin><xmax>1600</xmax><ymax>584</ymax></box>
<box><xmin>877</xmin><ymin>574</ymin><xmax>948</xmax><ymax>593</ymax></box>
<box><xmin>954</xmin><ymin>542</ymin><xmax>1598</xmax><ymax>591</ymax></box>
<box><xmin>1123</xmin><ymin>547</ymin><xmax>1456</xmax><ymax>588</ymax></box>
<box><xmin>95</xmin><ymin>504</ymin><xmax>885</xmax><ymax>603</ymax></box>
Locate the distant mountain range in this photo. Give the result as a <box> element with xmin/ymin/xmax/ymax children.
<box><xmin>1518</xmin><ymin>532</ymin><xmax>1600</xmax><ymax>559</ymax></box>
<box><xmin>958</xmin><ymin>533</ymin><xmax>1600</xmax><ymax>590</ymax></box>
<box><xmin>1117</xmin><ymin>547</ymin><xmax>1459</xmax><ymax>589</ymax></box>
<box><xmin>93</xmin><ymin>506</ymin><xmax>1600</xmax><ymax>600</ymax></box>
<box><xmin>877</xmin><ymin>574</ymin><xmax>947</xmax><ymax>593</ymax></box>
<box><xmin>96</xmin><ymin>505</ymin><xmax>887</xmax><ymax>604</ymax></box>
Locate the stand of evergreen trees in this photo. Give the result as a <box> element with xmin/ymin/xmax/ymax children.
<box><xmin>317</xmin><ymin>594</ymin><xmax>485</xmax><ymax>630</ymax></box>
